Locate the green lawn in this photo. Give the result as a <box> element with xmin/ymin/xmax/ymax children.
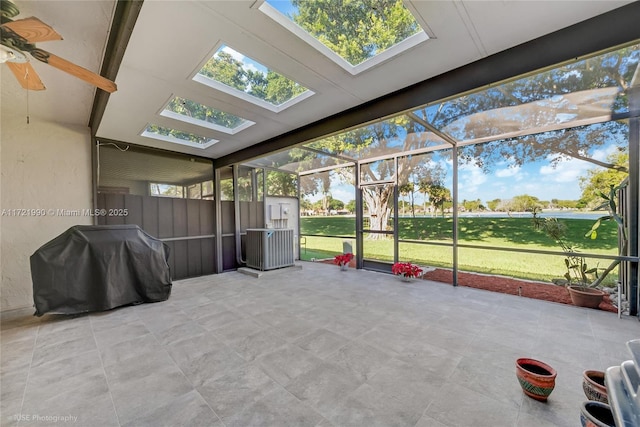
<box><xmin>300</xmin><ymin>215</ymin><xmax>620</xmax><ymax>284</ymax></box>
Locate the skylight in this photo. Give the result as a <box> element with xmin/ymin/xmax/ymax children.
<box><xmin>160</xmin><ymin>96</ymin><xmax>255</xmax><ymax>134</ymax></box>
<box><xmin>261</xmin><ymin>0</ymin><xmax>429</xmax><ymax>73</ymax></box>
<box><xmin>141</xmin><ymin>124</ymin><xmax>218</xmax><ymax>149</ymax></box>
<box><xmin>193</xmin><ymin>44</ymin><xmax>313</xmax><ymax>112</ymax></box>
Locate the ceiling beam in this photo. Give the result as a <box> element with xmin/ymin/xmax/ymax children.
<box><xmin>89</xmin><ymin>0</ymin><xmax>144</xmax><ymax>134</ymax></box>
<box><xmin>214</xmin><ymin>1</ymin><xmax>640</xmax><ymax>169</ymax></box>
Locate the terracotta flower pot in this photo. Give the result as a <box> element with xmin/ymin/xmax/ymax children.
<box><xmin>580</xmin><ymin>401</ymin><xmax>615</xmax><ymax>427</ymax></box>
<box><xmin>582</xmin><ymin>370</ymin><xmax>608</xmax><ymax>404</ymax></box>
<box><xmin>515</xmin><ymin>358</ymin><xmax>557</xmax><ymax>401</ymax></box>
<box><xmin>568</xmin><ymin>286</ymin><xmax>605</xmax><ymax>308</ymax></box>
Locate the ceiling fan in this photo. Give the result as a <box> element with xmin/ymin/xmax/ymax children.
<box><xmin>0</xmin><ymin>0</ymin><xmax>116</xmax><ymax>93</ymax></box>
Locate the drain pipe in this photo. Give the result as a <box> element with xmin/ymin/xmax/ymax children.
<box><xmin>233</xmin><ymin>165</ymin><xmax>246</xmax><ymax>266</ymax></box>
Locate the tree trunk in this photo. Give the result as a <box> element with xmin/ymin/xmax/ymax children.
<box><xmin>362</xmin><ymin>186</ymin><xmax>392</xmax><ymax>240</ymax></box>
<box><xmin>410</xmin><ymin>191</ymin><xmax>415</xmax><ymax>218</ymax></box>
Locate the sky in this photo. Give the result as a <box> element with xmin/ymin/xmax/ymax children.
<box><xmin>304</xmin><ymin>143</ymin><xmax>621</xmax><ymax>206</ymax></box>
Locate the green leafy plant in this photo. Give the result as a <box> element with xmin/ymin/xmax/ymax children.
<box><xmin>532</xmin><ymin>182</ymin><xmax>627</xmax><ymax>288</ymax></box>
<box><xmin>532</xmin><ymin>211</ymin><xmax>596</xmax><ymax>285</ymax></box>
<box><xmin>583</xmin><ymin>182</ymin><xmax>627</xmax><ymax>287</ymax></box>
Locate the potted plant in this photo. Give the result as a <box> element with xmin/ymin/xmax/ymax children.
<box><xmin>334</xmin><ymin>253</ymin><xmax>354</xmax><ymax>271</ymax></box>
<box><xmin>580</xmin><ymin>401</ymin><xmax>615</xmax><ymax>427</ymax></box>
<box><xmin>531</xmin><ymin>182</ymin><xmax>627</xmax><ymax>309</ymax></box>
<box><xmin>392</xmin><ymin>262</ymin><xmax>423</xmax><ymax>282</ymax></box>
<box><xmin>582</xmin><ymin>370</ymin><xmax>608</xmax><ymax>404</ymax></box>
<box><xmin>515</xmin><ymin>358</ymin><xmax>557</xmax><ymax>401</ymax></box>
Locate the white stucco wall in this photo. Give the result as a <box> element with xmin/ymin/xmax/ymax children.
<box><xmin>1</xmin><ymin>114</ymin><xmax>93</xmax><ymax>311</ymax></box>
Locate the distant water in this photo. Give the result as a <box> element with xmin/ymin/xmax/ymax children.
<box><xmin>455</xmin><ymin>211</ymin><xmax>603</xmax><ymax>220</ymax></box>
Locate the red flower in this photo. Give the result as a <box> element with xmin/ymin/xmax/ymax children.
<box><xmin>392</xmin><ymin>262</ymin><xmax>423</xmax><ymax>278</ymax></box>
<box><xmin>334</xmin><ymin>253</ymin><xmax>354</xmax><ymax>266</ymax></box>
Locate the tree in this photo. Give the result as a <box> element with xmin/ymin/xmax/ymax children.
<box><xmin>486</xmin><ymin>199</ymin><xmax>501</xmax><ymax>211</ymax></box>
<box><xmin>200</xmin><ymin>49</ymin><xmax>306</xmax><ymax>105</ymax></box>
<box><xmin>579</xmin><ymin>151</ymin><xmax>629</xmax><ymax>209</ymax></box>
<box><xmin>328</xmin><ymin>198</ymin><xmax>344</xmax><ymax>211</ymax></box>
<box><xmin>424</xmin><ymin>184</ymin><xmax>451</xmax><ymax>217</ymax></box>
<box><xmin>266</xmin><ymin>171</ymin><xmax>297</xmax><ymax>197</ymax></box>
<box><xmin>462</xmin><ymin>199</ymin><xmax>484</xmax><ymax>212</ymax></box>
<box><xmin>346</xmin><ymin>199</ymin><xmax>356</xmax><ymax>213</ymax></box>
<box><xmin>511</xmin><ymin>194</ymin><xmax>542</xmax><ymax>212</ymax></box>
<box><xmin>398</xmin><ymin>182</ymin><xmax>415</xmax><ymax>217</ymax></box>
<box><xmin>291</xmin><ymin>0</ymin><xmax>421</xmax><ymax>66</ymax></box>
<box><xmin>300</xmin><ymin>197</ymin><xmax>313</xmax><ymax>211</ymax></box>
<box><xmin>285</xmin><ymin>5</ymin><xmax>635</xmax><ymax>238</ymax></box>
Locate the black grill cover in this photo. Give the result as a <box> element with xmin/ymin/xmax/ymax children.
<box><xmin>30</xmin><ymin>225</ymin><xmax>172</xmax><ymax>316</ymax></box>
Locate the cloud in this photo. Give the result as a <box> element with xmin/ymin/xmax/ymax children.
<box><xmin>220</xmin><ymin>46</ymin><xmax>263</xmax><ymax>75</ymax></box>
<box><xmin>458</xmin><ymin>163</ymin><xmax>488</xmax><ymax>199</ymax></box>
<box><xmin>495</xmin><ymin>166</ymin><xmax>521</xmax><ymax>178</ymax></box>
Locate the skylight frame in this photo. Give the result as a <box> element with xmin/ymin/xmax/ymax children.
<box><xmin>140</xmin><ymin>124</ymin><xmax>219</xmax><ymax>149</ymax></box>
<box><xmin>192</xmin><ymin>42</ymin><xmax>315</xmax><ymax>113</ymax></box>
<box><xmin>159</xmin><ymin>95</ymin><xmax>256</xmax><ymax>135</ymax></box>
<box><xmin>257</xmin><ymin>0</ymin><xmax>432</xmax><ymax>75</ymax></box>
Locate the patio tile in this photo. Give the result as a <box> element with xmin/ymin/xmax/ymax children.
<box><xmin>365</xmin><ymin>357</ymin><xmax>444</xmax><ymax>414</ymax></box>
<box><xmin>325</xmin><ymin>340</ymin><xmax>393</xmax><ymax>382</ymax></box>
<box><xmin>253</xmin><ymin>310</ymin><xmax>318</xmax><ymax>341</ymax></box>
<box><xmin>197</xmin><ymin>363</ymin><xmax>280</xmax><ymax>421</ymax></box>
<box><xmin>167</xmin><ymin>337</ymin><xmax>246</xmax><ymax>386</ymax></box>
<box><xmin>414</xmin><ymin>414</ymin><xmax>448</xmax><ymax>427</ymax></box>
<box><xmin>396</xmin><ymin>338</ymin><xmax>463</xmax><ymax>381</ymax></box>
<box><xmin>0</xmin><ymin>334</ymin><xmax>35</xmax><ymax>374</ymax></box>
<box><xmin>227</xmin><ymin>329</ymin><xmax>288</xmax><ymax>362</ymax></box>
<box><xmin>326</xmin><ymin>383</ymin><xmax>424</xmax><ymax>427</ymax></box>
<box><xmin>93</xmin><ymin>321</ymin><xmax>150</xmax><ymax>349</ymax></box>
<box><xmin>0</xmin><ymin>263</ymin><xmax>633</xmax><ymax>427</ymax></box>
<box><xmin>122</xmin><ymin>390</ymin><xmax>219</xmax><ymax>427</ymax></box>
<box><xmin>137</xmin><ymin>306</ymin><xmax>192</xmax><ymax>335</ymax></box>
<box><xmin>89</xmin><ymin>305</ymin><xmax>141</xmax><ymax>332</ymax></box>
<box><xmin>285</xmin><ymin>361</ymin><xmax>362</xmax><ymax>415</ymax></box>
<box><xmin>425</xmin><ymin>383</ymin><xmax>520</xmax><ymax>426</ymax></box>
<box><xmin>358</xmin><ymin>321</ymin><xmax>422</xmax><ymax>354</ymax></box>
<box><xmin>224</xmin><ymin>386</ymin><xmax>323</xmax><ymax>427</ymax></box>
<box><xmin>196</xmin><ymin>310</ymin><xmax>245</xmax><ymax>331</ymax></box>
<box><xmin>449</xmin><ymin>355</ymin><xmax>524</xmax><ymax>408</ymax></box>
<box><xmin>99</xmin><ymin>332</ymin><xmax>165</xmax><ymax>367</ymax></box>
<box><xmin>256</xmin><ymin>343</ymin><xmax>324</xmax><ymax>386</ymax></box>
<box><xmin>109</xmin><ymin>370</ymin><xmax>194</xmax><ymax>425</ymax></box>
<box><xmin>154</xmin><ymin>320</ymin><xmax>207</xmax><ymax>346</ymax></box>
<box><xmin>518</xmin><ymin>383</ymin><xmax>583</xmax><ymax>427</ymax></box>
<box><xmin>30</xmin><ymin>334</ymin><xmax>97</xmax><ymax>368</ymax></box>
<box><xmin>210</xmin><ymin>317</ymin><xmax>266</xmax><ymax>345</ymax></box>
<box><xmin>21</xmin><ymin>369</ymin><xmax>118</xmax><ymax>427</ymax></box>
<box><xmin>294</xmin><ymin>329</ymin><xmax>350</xmax><ymax>359</ymax></box>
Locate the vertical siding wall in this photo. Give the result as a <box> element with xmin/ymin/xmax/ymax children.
<box><xmin>97</xmin><ymin>194</ymin><xmax>214</xmax><ymax>280</ymax></box>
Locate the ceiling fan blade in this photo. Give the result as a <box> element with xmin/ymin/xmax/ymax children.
<box><xmin>32</xmin><ymin>50</ymin><xmax>117</xmax><ymax>93</ymax></box>
<box><xmin>2</xmin><ymin>17</ymin><xmax>62</xmax><ymax>42</ymax></box>
<box><xmin>6</xmin><ymin>61</ymin><xmax>45</xmax><ymax>90</ymax></box>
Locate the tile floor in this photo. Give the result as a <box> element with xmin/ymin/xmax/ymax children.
<box><xmin>1</xmin><ymin>261</ymin><xmax>638</xmax><ymax>427</ymax></box>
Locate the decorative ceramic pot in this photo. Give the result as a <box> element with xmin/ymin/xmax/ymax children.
<box><xmin>580</xmin><ymin>401</ymin><xmax>615</xmax><ymax>427</ymax></box>
<box><xmin>568</xmin><ymin>286</ymin><xmax>605</xmax><ymax>308</ymax></box>
<box><xmin>400</xmin><ymin>274</ymin><xmax>412</xmax><ymax>282</ymax></box>
<box><xmin>515</xmin><ymin>358</ymin><xmax>557</xmax><ymax>401</ymax></box>
<box><xmin>340</xmin><ymin>263</ymin><xmax>348</xmax><ymax>271</ymax></box>
<box><xmin>582</xmin><ymin>370</ymin><xmax>608</xmax><ymax>403</ymax></box>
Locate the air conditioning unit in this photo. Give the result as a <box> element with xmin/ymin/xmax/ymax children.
<box><xmin>246</xmin><ymin>228</ymin><xmax>295</xmax><ymax>271</ymax></box>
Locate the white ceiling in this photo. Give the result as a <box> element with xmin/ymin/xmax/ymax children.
<box><xmin>2</xmin><ymin>0</ymin><xmax>635</xmax><ymax>160</ymax></box>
